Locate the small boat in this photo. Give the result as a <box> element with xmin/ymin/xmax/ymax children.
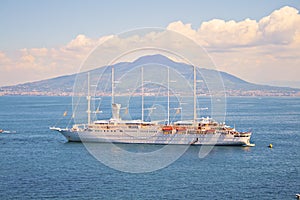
<box><xmin>296</xmin><ymin>194</ymin><xmax>300</xmax><ymax>199</ymax></box>
<box><xmin>0</xmin><ymin>130</ymin><xmax>16</xmax><ymax>134</ymax></box>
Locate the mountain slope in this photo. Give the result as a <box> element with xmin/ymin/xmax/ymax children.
<box><xmin>0</xmin><ymin>54</ymin><xmax>299</xmax><ymax>96</ymax></box>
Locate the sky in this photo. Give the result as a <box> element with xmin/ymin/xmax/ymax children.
<box><xmin>0</xmin><ymin>0</ymin><xmax>300</xmax><ymax>87</ymax></box>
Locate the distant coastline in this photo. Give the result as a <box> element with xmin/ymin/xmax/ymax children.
<box><xmin>1</xmin><ymin>90</ymin><xmax>300</xmax><ymax>97</ymax></box>
<box><xmin>1</xmin><ymin>55</ymin><xmax>300</xmax><ymax>97</ymax></box>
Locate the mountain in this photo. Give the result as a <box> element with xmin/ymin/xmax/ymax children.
<box><xmin>0</xmin><ymin>54</ymin><xmax>299</xmax><ymax>96</ymax></box>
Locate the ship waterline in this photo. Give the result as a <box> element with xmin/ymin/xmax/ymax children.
<box><xmin>53</xmin><ymin>129</ymin><xmax>251</xmax><ymax>146</ymax></box>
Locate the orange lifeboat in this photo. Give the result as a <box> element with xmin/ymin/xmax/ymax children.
<box><xmin>175</xmin><ymin>126</ymin><xmax>187</xmax><ymax>131</ymax></box>
<box><xmin>162</xmin><ymin>126</ymin><xmax>173</xmax><ymax>131</ymax></box>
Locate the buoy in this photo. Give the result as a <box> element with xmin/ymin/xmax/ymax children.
<box><xmin>268</xmin><ymin>144</ymin><xmax>273</xmax><ymax>148</ymax></box>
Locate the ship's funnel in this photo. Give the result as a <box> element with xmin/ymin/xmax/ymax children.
<box><xmin>112</xmin><ymin>103</ymin><xmax>121</xmax><ymax>120</ymax></box>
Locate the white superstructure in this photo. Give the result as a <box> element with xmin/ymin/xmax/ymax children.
<box><xmin>50</xmin><ymin>115</ymin><xmax>252</xmax><ymax>146</ymax></box>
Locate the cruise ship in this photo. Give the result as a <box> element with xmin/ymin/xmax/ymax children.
<box><xmin>50</xmin><ymin>65</ymin><xmax>254</xmax><ymax>147</ymax></box>
<box><xmin>51</xmin><ymin>104</ymin><xmax>252</xmax><ymax>146</ymax></box>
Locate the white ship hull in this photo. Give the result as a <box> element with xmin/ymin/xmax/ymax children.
<box><xmin>54</xmin><ymin>128</ymin><xmax>251</xmax><ymax>146</ymax></box>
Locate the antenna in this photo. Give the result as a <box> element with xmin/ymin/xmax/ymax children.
<box><xmin>111</xmin><ymin>65</ymin><xmax>115</xmax><ymax>104</ymax></box>
<box><xmin>87</xmin><ymin>72</ymin><xmax>91</xmax><ymax>125</ymax></box>
<box><xmin>193</xmin><ymin>65</ymin><xmax>197</xmax><ymax>124</ymax></box>
<box><xmin>167</xmin><ymin>66</ymin><xmax>170</xmax><ymax>125</ymax></box>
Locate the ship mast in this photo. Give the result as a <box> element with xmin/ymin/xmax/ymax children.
<box><xmin>193</xmin><ymin>65</ymin><xmax>197</xmax><ymax>124</ymax></box>
<box><xmin>141</xmin><ymin>66</ymin><xmax>144</xmax><ymax>122</ymax></box>
<box><xmin>111</xmin><ymin>65</ymin><xmax>115</xmax><ymax>104</ymax></box>
<box><xmin>87</xmin><ymin>72</ymin><xmax>91</xmax><ymax>125</ymax></box>
<box><xmin>167</xmin><ymin>67</ymin><xmax>170</xmax><ymax>125</ymax></box>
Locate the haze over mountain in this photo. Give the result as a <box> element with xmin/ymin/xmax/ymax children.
<box><xmin>0</xmin><ymin>54</ymin><xmax>299</xmax><ymax>96</ymax></box>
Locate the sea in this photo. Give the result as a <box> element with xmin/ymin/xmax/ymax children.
<box><xmin>0</xmin><ymin>96</ymin><xmax>299</xmax><ymax>199</ymax></box>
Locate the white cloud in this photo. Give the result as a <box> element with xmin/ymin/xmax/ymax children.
<box><xmin>0</xmin><ymin>51</ymin><xmax>11</xmax><ymax>65</ymax></box>
<box><xmin>66</xmin><ymin>34</ymin><xmax>95</xmax><ymax>49</ymax></box>
<box><xmin>0</xmin><ymin>6</ymin><xmax>300</xmax><ymax>87</ymax></box>
<box><xmin>258</xmin><ymin>6</ymin><xmax>300</xmax><ymax>44</ymax></box>
<box><xmin>199</xmin><ymin>18</ymin><xmax>260</xmax><ymax>47</ymax></box>
<box><xmin>165</xmin><ymin>6</ymin><xmax>300</xmax><ymax>85</ymax></box>
<box><xmin>167</xmin><ymin>6</ymin><xmax>300</xmax><ymax>48</ymax></box>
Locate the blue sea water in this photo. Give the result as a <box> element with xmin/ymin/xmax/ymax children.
<box><xmin>0</xmin><ymin>96</ymin><xmax>299</xmax><ymax>199</ymax></box>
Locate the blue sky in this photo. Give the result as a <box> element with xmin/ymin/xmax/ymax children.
<box><xmin>0</xmin><ymin>0</ymin><xmax>300</xmax><ymax>88</ymax></box>
<box><xmin>1</xmin><ymin>0</ymin><xmax>299</xmax><ymax>50</ymax></box>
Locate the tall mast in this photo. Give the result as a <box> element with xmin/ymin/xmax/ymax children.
<box><xmin>111</xmin><ymin>66</ymin><xmax>115</xmax><ymax>104</ymax></box>
<box><xmin>87</xmin><ymin>72</ymin><xmax>91</xmax><ymax>125</ymax></box>
<box><xmin>141</xmin><ymin>66</ymin><xmax>144</xmax><ymax>122</ymax></box>
<box><xmin>193</xmin><ymin>65</ymin><xmax>197</xmax><ymax>124</ymax></box>
<box><xmin>167</xmin><ymin>67</ymin><xmax>170</xmax><ymax>125</ymax></box>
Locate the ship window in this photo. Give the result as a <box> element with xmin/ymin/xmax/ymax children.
<box><xmin>129</xmin><ymin>125</ymin><xmax>138</xmax><ymax>128</ymax></box>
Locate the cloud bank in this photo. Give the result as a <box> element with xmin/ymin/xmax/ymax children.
<box><xmin>167</xmin><ymin>6</ymin><xmax>300</xmax><ymax>47</ymax></box>
<box><xmin>0</xmin><ymin>6</ymin><xmax>300</xmax><ymax>87</ymax></box>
